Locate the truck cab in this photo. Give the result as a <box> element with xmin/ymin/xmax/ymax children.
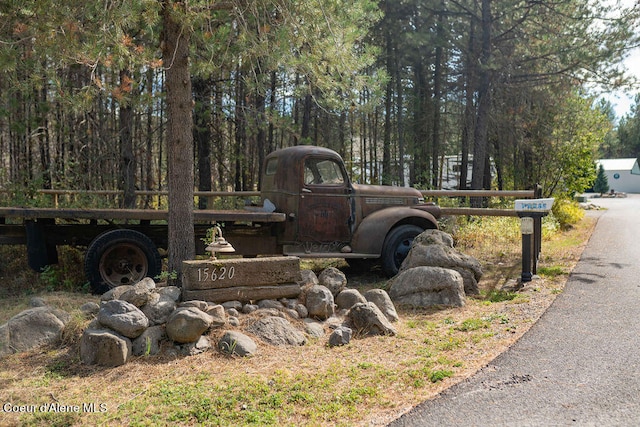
<box><xmin>260</xmin><ymin>145</ymin><xmax>440</xmax><ymax>276</ymax></box>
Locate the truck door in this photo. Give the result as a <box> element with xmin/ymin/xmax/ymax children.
<box><xmin>297</xmin><ymin>156</ymin><xmax>353</xmax><ymax>246</ymax></box>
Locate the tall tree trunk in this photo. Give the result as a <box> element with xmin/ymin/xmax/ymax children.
<box><xmin>471</xmin><ymin>0</ymin><xmax>492</xmax><ymax>206</ymax></box>
<box><xmin>119</xmin><ymin>69</ymin><xmax>136</xmax><ymax>208</ymax></box>
<box><xmin>382</xmin><ymin>23</ymin><xmax>394</xmax><ymax>186</ymax></box>
<box><xmin>234</xmin><ymin>71</ymin><xmax>246</xmax><ymax>191</ymax></box>
<box><xmin>460</xmin><ymin>18</ymin><xmax>477</xmax><ymax>191</ymax></box>
<box><xmin>301</xmin><ymin>93</ymin><xmax>312</xmax><ymax>142</ymax></box>
<box><xmin>193</xmin><ymin>77</ymin><xmax>212</xmax><ymax>209</ymax></box>
<box><xmin>431</xmin><ymin>3</ymin><xmax>446</xmax><ymax>189</ymax></box>
<box><xmin>163</xmin><ymin>0</ymin><xmax>195</xmax><ymax>280</ymax></box>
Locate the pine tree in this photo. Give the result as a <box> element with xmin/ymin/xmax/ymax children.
<box><xmin>593</xmin><ymin>164</ymin><xmax>609</xmax><ymax>195</ymax></box>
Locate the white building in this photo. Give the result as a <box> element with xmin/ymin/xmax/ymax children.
<box><xmin>596</xmin><ymin>158</ymin><xmax>640</xmax><ymax>193</ymax></box>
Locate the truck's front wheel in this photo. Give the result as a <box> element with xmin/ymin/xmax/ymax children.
<box><xmin>380</xmin><ymin>224</ymin><xmax>424</xmax><ymax>277</ymax></box>
<box><xmin>84</xmin><ymin>229</ymin><xmax>162</xmax><ymax>294</ymax></box>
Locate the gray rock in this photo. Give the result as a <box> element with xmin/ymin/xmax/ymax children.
<box><xmin>80</xmin><ymin>328</ymin><xmax>131</xmax><ymax>366</ymax></box>
<box><xmin>0</xmin><ymin>324</ymin><xmax>9</xmax><ymax>357</ymax></box>
<box><xmin>283</xmin><ymin>308</ymin><xmax>300</xmax><ymax>319</ymax></box>
<box><xmin>226</xmin><ymin>308</ymin><xmax>240</xmax><ymax>317</ymax></box>
<box><xmin>299</xmin><ymin>269</ymin><xmax>319</xmax><ymax>286</ymax></box>
<box><xmin>329</xmin><ymin>326</ymin><xmax>352</xmax><ymax>347</ymax></box>
<box><xmin>120</xmin><ymin>278</ymin><xmax>155</xmax><ymax>307</ymax></box>
<box><xmin>228</xmin><ymin>316</ymin><xmax>240</xmax><ymax>327</ymax></box>
<box><xmin>295</xmin><ymin>304</ymin><xmax>308</xmax><ymax>318</ymax></box>
<box><xmin>165</xmin><ymin>307</ymin><xmax>213</xmax><ymax>343</ymax></box>
<box><xmin>363</xmin><ymin>289</ymin><xmax>399</xmax><ymax>322</ymax></box>
<box><xmin>205</xmin><ymin>304</ymin><xmax>226</xmax><ymax>327</ymax></box>
<box><xmin>452</xmin><ymin>267</ymin><xmax>480</xmax><ymax>295</ymax></box>
<box><xmin>101</xmin><ymin>285</ymin><xmax>133</xmax><ymax>302</ymax></box>
<box><xmin>98</xmin><ymin>300</ymin><xmax>149</xmax><ymax>338</ymax></box>
<box><xmin>157</xmin><ymin>285</ymin><xmax>181</xmax><ymax>302</ymax></box>
<box><xmin>179</xmin><ymin>300</ymin><xmax>209</xmax><ymax>311</ymax></box>
<box><xmin>303</xmin><ymin>319</ymin><xmax>325</xmax><ymax>338</ymax></box>
<box><xmin>305</xmin><ymin>285</ymin><xmax>335</xmax><ymax>320</ymax></box>
<box><xmin>258</xmin><ymin>299</ymin><xmax>284</xmax><ymax>310</ymax></box>
<box><xmin>177</xmin><ymin>335</ymin><xmax>211</xmax><ymax>356</ymax></box>
<box><xmin>255</xmin><ymin>308</ymin><xmax>286</xmax><ymax>318</ymax></box>
<box><xmin>318</xmin><ymin>267</ymin><xmax>347</xmax><ymax>296</ymax></box>
<box><xmin>389</xmin><ymin>266</ymin><xmax>465</xmax><ymax>308</ymax></box>
<box><xmin>0</xmin><ymin>307</ymin><xmax>71</xmax><ymax>357</ymax></box>
<box><xmin>141</xmin><ymin>293</ymin><xmax>177</xmax><ymax>325</ymax></box>
<box><xmin>412</xmin><ymin>229</ymin><xmax>454</xmax><ymax>248</ymax></box>
<box><xmin>335</xmin><ymin>289</ymin><xmax>367</xmax><ymax>310</ymax></box>
<box><xmin>246</xmin><ymin>316</ymin><xmax>306</xmax><ymax>346</ymax></box>
<box><xmin>242</xmin><ymin>304</ymin><xmax>259</xmax><ymax>314</ymax></box>
<box><xmin>400</xmin><ymin>229</ymin><xmax>482</xmax><ymax>296</ymax></box>
<box><xmin>222</xmin><ymin>300</ymin><xmax>243</xmax><ymax>311</ymax></box>
<box><xmin>29</xmin><ymin>297</ymin><xmax>47</xmax><ymax>307</ymax></box>
<box><xmin>347</xmin><ymin>302</ymin><xmax>397</xmax><ymax>336</ymax></box>
<box><xmin>132</xmin><ymin>325</ymin><xmax>165</xmax><ymax>356</ymax></box>
<box><xmin>80</xmin><ymin>302</ymin><xmax>100</xmax><ymax>318</ymax></box>
<box><xmin>218</xmin><ymin>331</ymin><xmax>257</xmax><ymax>357</ymax></box>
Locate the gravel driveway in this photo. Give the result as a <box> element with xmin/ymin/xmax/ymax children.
<box><xmin>389</xmin><ymin>194</ymin><xmax>640</xmax><ymax>426</ymax></box>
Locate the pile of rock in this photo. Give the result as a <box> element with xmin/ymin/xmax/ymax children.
<box><xmin>78</xmin><ymin>266</ymin><xmax>399</xmax><ymax>367</ymax></box>
<box><xmin>389</xmin><ymin>229</ymin><xmax>483</xmax><ymax>308</ymax></box>
<box><xmin>2</xmin><ymin>235</ymin><xmax>484</xmax><ymax>365</ymax></box>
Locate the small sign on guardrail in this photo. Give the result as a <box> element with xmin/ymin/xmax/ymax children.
<box><xmin>514</xmin><ymin>198</ymin><xmax>554</xmax><ymax>212</ymax></box>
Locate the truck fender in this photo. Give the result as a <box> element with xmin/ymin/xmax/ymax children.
<box><xmin>350</xmin><ymin>207</ymin><xmax>439</xmax><ymax>256</ymax></box>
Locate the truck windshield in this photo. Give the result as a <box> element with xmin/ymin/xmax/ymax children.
<box><xmin>304</xmin><ymin>158</ymin><xmax>345</xmax><ymax>185</ymax></box>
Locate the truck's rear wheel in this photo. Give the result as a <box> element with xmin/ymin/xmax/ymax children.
<box><xmin>380</xmin><ymin>224</ymin><xmax>424</xmax><ymax>277</ymax></box>
<box><xmin>84</xmin><ymin>229</ymin><xmax>161</xmax><ymax>294</ymax></box>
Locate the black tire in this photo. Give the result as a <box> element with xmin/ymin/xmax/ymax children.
<box><xmin>380</xmin><ymin>224</ymin><xmax>424</xmax><ymax>277</ymax></box>
<box><xmin>84</xmin><ymin>229</ymin><xmax>162</xmax><ymax>294</ymax></box>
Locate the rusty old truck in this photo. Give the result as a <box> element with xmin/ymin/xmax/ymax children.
<box><xmin>0</xmin><ymin>145</ymin><xmax>440</xmax><ymax>293</ymax></box>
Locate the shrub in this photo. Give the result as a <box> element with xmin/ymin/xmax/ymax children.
<box><xmin>551</xmin><ymin>198</ymin><xmax>584</xmax><ymax>230</ymax></box>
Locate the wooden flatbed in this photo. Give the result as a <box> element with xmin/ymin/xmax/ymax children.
<box><xmin>0</xmin><ymin>206</ymin><xmax>287</xmax><ymax>293</ymax></box>
<box><xmin>0</xmin><ymin>207</ymin><xmax>286</xmax><ymax>223</ymax></box>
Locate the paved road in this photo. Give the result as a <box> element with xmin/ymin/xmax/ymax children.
<box><xmin>389</xmin><ymin>194</ymin><xmax>640</xmax><ymax>427</ymax></box>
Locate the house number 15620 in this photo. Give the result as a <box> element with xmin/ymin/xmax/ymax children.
<box><xmin>197</xmin><ymin>266</ymin><xmax>235</xmax><ymax>282</ymax></box>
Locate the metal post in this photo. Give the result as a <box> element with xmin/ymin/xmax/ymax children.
<box><xmin>519</xmin><ymin>215</ymin><xmax>534</xmax><ymax>283</ymax></box>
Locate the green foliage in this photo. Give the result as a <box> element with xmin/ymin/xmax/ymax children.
<box><xmin>537</xmin><ymin>266</ymin><xmax>567</xmax><ymax>277</ymax></box>
<box><xmin>483</xmin><ymin>290</ymin><xmax>519</xmax><ymax>303</ymax></box>
<box><xmin>551</xmin><ymin>198</ymin><xmax>584</xmax><ymax>230</ymax></box>
<box><xmin>593</xmin><ymin>164</ymin><xmax>609</xmax><ymax>195</ymax></box>
<box><xmin>541</xmin><ymin>94</ymin><xmax>611</xmax><ymax>198</ymax></box>
<box><xmin>454</xmin><ymin>318</ymin><xmax>489</xmax><ymax>332</ymax></box>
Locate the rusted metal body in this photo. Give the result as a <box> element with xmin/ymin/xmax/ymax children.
<box><xmin>260</xmin><ymin>145</ymin><xmax>440</xmax><ymax>259</ymax></box>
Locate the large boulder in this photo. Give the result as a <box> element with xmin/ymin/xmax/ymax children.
<box><xmin>246</xmin><ymin>316</ymin><xmax>306</xmax><ymax>346</ymax></box>
<box><xmin>304</xmin><ymin>285</ymin><xmax>335</xmax><ymax>320</ymax></box>
<box><xmin>0</xmin><ymin>306</ymin><xmax>71</xmax><ymax>357</ymax></box>
<box><xmin>347</xmin><ymin>302</ymin><xmax>397</xmax><ymax>336</ymax></box>
<box><xmin>98</xmin><ymin>300</ymin><xmax>149</xmax><ymax>339</ymax></box>
<box><xmin>80</xmin><ymin>328</ymin><xmax>132</xmax><ymax>367</ymax></box>
<box><xmin>400</xmin><ymin>229</ymin><xmax>482</xmax><ymax>295</ymax></box>
<box><xmin>165</xmin><ymin>307</ymin><xmax>213</xmax><ymax>344</ymax></box>
<box><xmin>389</xmin><ymin>266</ymin><xmax>465</xmax><ymax>308</ymax></box>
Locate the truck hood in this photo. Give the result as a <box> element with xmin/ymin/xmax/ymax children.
<box><xmin>351</xmin><ymin>183</ymin><xmax>424</xmax><ymax>201</ymax></box>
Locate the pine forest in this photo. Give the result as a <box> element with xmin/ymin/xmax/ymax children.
<box><xmin>1</xmin><ymin>0</ymin><xmax>639</xmax><ymax>203</ymax></box>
